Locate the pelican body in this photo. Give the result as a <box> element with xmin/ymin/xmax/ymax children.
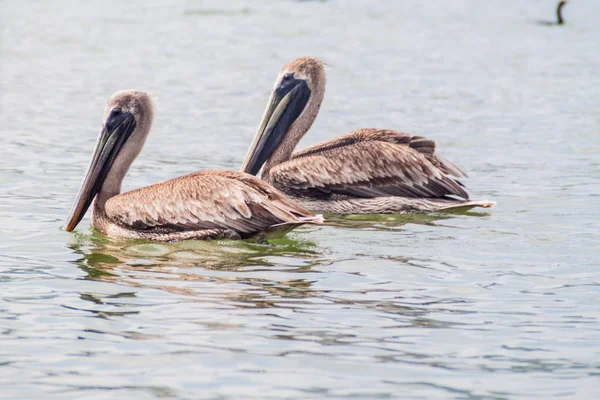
<box><xmin>240</xmin><ymin>57</ymin><xmax>494</xmax><ymax>215</ymax></box>
<box><xmin>65</xmin><ymin>90</ymin><xmax>321</xmax><ymax>241</ymax></box>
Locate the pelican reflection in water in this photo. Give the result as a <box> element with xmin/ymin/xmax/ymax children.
<box><xmin>65</xmin><ymin>90</ymin><xmax>322</xmax><ymax>241</ymax></box>
<box><xmin>241</xmin><ymin>57</ymin><xmax>495</xmax><ymax>215</ymax></box>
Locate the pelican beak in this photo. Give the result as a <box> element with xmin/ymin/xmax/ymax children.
<box><xmin>241</xmin><ymin>74</ymin><xmax>311</xmax><ymax>175</ymax></box>
<box><xmin>64</xmin><ymin>111</ymin><xmax>136</xmax><ymax>232</ymax></box>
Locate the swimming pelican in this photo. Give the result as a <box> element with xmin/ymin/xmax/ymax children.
<box><xmin>240</xmin><ymin>57</ymin><xmax>495</xmax><ymax>215</ymax></box>
<box><xmin>538</xmin><ymin>1</ymin><xmax>567</xmax><ymax>25</ymax></box>
<box><xmin>65</xmin><ymin>90</ymin><xmax>322</xmax><ymax>241</ymax></box>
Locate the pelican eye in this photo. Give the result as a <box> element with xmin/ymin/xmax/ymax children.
<box><xmin>282</xmin><ymin>73</ymin><xmax>294</xmax><ymax>82</ymax></box>
<box><xmin>110</xmin><ymin>108</ymin><xmax>122</xmax><ymax>118</ymax></box>
<box><xmin>105</xmin><ymin>108</ymin><xmax>126</xmax><ymax>131</ymax></box>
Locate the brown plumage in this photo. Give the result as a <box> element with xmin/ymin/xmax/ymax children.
<box><xmin>65</xmin><ymin>90</ymin><xmax>322</xmax><ymax>241</ymax></box>
<box><xmin>241</xmin><ymin>57</ymin><xmax>494</xmax><ymax>214</ymax></box>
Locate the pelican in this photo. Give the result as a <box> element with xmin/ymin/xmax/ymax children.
<box><xmin>240</xmin><ymin>57</ymin><xmax>495</xmax><ymax>215</ymax></box>
<box><xmin>538</xmin><ymin>1</ymin><xmax>567</xmax><ymax>25</ymax></box>
<box><xmin>65</xmin><ymin>90</ymin><xmax>322</xmax><ymax>241</ymax></box>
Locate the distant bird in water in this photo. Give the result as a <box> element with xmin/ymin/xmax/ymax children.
<box><xmin>240</xmin><ymin>57</ymin><xmax>495</xmax><ymax>215</ymax></box>
<box><xmin>64</xmin><ymin>90</ymin><xmax>322</xmax><ymax>242</ymax></box>
<box><xmin>538</xmin><ymin>1</ymin><xmax>567</xmax><ymax>25</ymax></box>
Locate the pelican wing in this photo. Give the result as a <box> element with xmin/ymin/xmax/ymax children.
<box><xmin>271</xmin><ymin>129</ymin><xmax>469</xmax><ymax>199</ymax></box>
<box><xmin>105</xmin><ymin>170</ymin><xmax>316</xmax><ymax>234</ymax></box>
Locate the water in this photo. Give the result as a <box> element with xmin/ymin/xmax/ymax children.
<box><xmin>1</xmin><ymin>0</ymin><xmax>599</xmax><ymax>398</ymax></box>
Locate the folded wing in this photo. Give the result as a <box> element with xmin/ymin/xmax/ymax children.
<box><xmin>105</xmin><ymin>170</ymin><xmax>317</xmax><ymax>234</ymax></box>
<box><xmin>270</xmin><ymin>129</ymin><xmax>469</xmax><ymax>199</ymax></box>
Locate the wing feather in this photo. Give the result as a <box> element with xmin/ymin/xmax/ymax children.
<box><xmin>105</xmin><ymin>170</ymin><xmax>316</xmax><ymax>234</ymax></box>
<box><xmin>270</xmin><ymin>129</ymin><xmax>469</xmax><ymax>199</ymax></box>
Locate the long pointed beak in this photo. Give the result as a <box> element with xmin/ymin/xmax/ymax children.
<box><xmin>64</xmin><ymin>112</ymin><xmax>136</xmax><ymax>232</ymax></box>
<box><xmin>241</xmin><ymin>78</ymin><xmax>311</xmax><ymax>176</ymax></box>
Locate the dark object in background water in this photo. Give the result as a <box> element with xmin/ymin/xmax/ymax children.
<box><xmin>538</xmin><ymin>1</ymin><xmax>567</xmax><ymax>25</ymax></box>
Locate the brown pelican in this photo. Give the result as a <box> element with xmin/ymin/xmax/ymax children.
<box><xmin>538</xmin><ymin>1</ymin><xmax>567</xmax><ymax>25</ymax></box>
<box><xmin>240</xmin><ymin>57</ymin><xmax>495</xmax><ymax>215</ymax></box>
<box><xmin>65</xmin><ymin>90</ymin><xmax>322</xmax><ymax>241</ymax></box>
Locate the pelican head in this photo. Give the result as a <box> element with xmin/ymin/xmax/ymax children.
<box><xmin>241</xmin><ymin>57</ymin><xmax>326</xmax><ymax>176</ymax></box>
<box><xmin>64</xmin><ymin>90</ymin><xmax>154</xmax><ymax>231</ymax></box>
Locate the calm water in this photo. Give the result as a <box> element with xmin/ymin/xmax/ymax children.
<box><xmin>1</xmin><ymin>0</ymin><xmax>599</xmax><ymax>398</ymax></box>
